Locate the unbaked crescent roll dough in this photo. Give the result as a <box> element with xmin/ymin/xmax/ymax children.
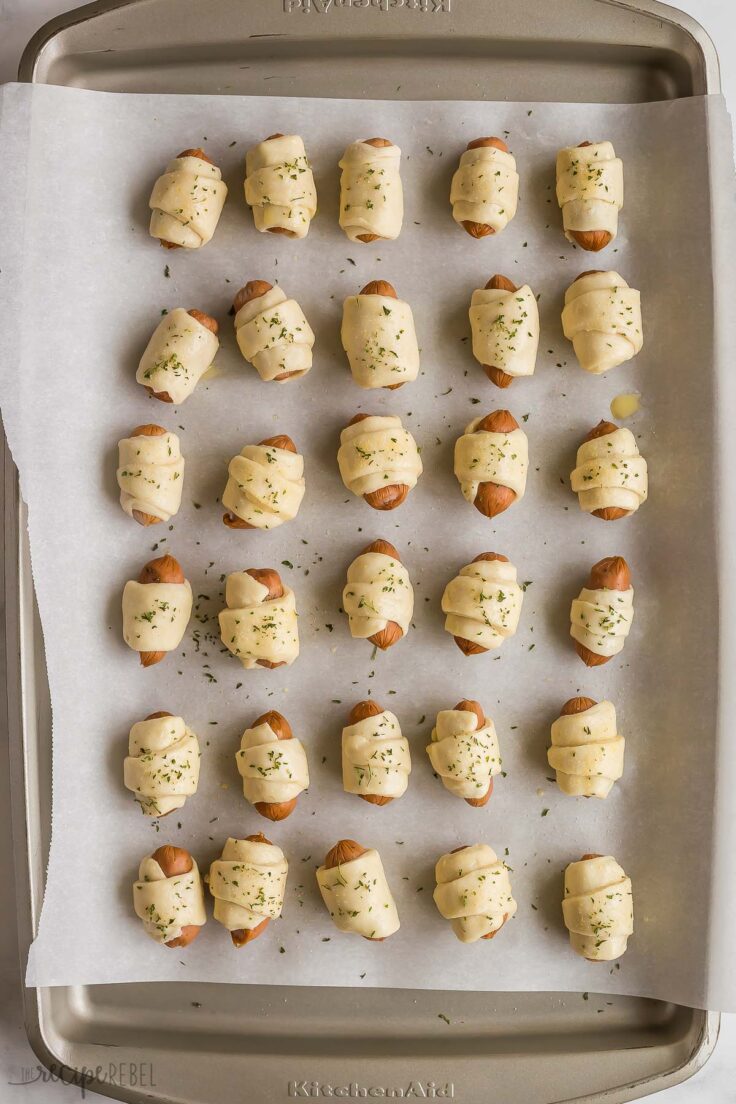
<box><xmin>244</xmin><ymin>134</ymin><xmax>317</xmax><ymax>238</ymax></box>
<box><xmin>236</xmin><ymin>721</ymin><xmax>309</xmax><ymax>806</ymax></box>
<box><xmin>441</xmin><ymin>558</ymin><xmax>523</xmax><ymax>651</ymax></box>
<box><xmin>562</xmin><ymin>854</ymin><xmax>633</xmax><ymax>961</ymax></box>
<box><xmin>117</xmin><ymin>429</ymin><xmax>184</xmax><ymax>523</ymax></box>
<box><xmin>434</xmin><ymin>844</ymin><xmax>517</xmax><ymax>943</ymax></box>
<box><xmin>124</xmin><ymin>714</ymin><xmax>201</xmax><ymax>816</ymax></box>
<box><xmin>343</xmin><ymin>550</ymin><xmax>413</xmax><ymax>641</ymax></box>
<box><xmin>122</xmin><ymin>579</ymin><xmax>192</xmax><ymax>655</ymax></box>
<box><xmin>469</xmin><ymin>283</ymin><xmax>539</xmax><ymax>380</ymax></box>
<box><xmin>570</xmin><ymin>583</ymin><xmax>634</xmax><ymax>659</ymax></box>
<box><xmin>136</xmin><ymin>308</ymin><xmax>219</xmax><ymax>405</ymax></box>
<box><xmin>222</xmin><ymin>441</ymin><xmax>305</xmax><ymax>529</ymax></box>
<box><xmin>339</xmin><ymin>141</ymin><xmax>403</xmax><ymax>242</ymax></box>
<box><xmin>454</xmin><ymin>416</ymin><xmax>529</xmax><ymax>505</ymax></box>
<box><xmin>133</xmin><ymin>854</ymin><xmax>206</xmax><ymax>944</ymax></box>
<box><xmin>549</xmin><ymin>701</ymin><xmax>625</xmax><ymax>798</ymax></box>
<box><xmin>556</xmin><ymin>141</ymin><xmax>623</xmax><ymax>245</ymax></box>
<box><xmin>234</xmin><ymin>285</ymin><xmax>315</xmax><ymax>382</ymax></box>
<box><xmin>571</xmin><ymin>427</ymin><xmax>648</xmax><ymax>516</ymax></box>
<box><xmin>427</xmin><ymin>708</ymin><xmax>502</xmax><ymax>802</ymax></box>
<box><xmin>208</xmin><ymin>837</ymin><xmax>288</xmax><ymax>933</ymax></box>
<box><xmin>450</xmin><ymin>145</ymin><xmax>519</xmax><ymax>234</ymax></box>
<box><xmin>149</xmin><ymin>153</ymin><xmax>227</xmax><ymax>249</ymax></box>
<box><xmin>337</xmin><ymin>415</ymin><xmax>422</xmax><ymax>499</ymax></box>
<box><xmin>562</xmin><ymin>272</ymin><xmax>643</xmax><ymax>375</ymax></box>
<box><xmin>341</xmin><ymin>292</ymin><xmax>419</xmax><ymax>388</ymax></box>
<box><xmin>219</xmin><ymin>571</ymin><xmax>299</xmax><ymax>669</ymax></box>
<box><xmin>316</xmin><ymin>848</ymin><xmax>400</xmax><ymax>939</ymax></box>
<box><xmin>342</xmin><ymin>709</ymin><xmax>411</xmax><ymax>800</ymax></box>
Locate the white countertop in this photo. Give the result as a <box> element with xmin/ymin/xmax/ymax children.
<box><xmin>0</xmin><ymin>0</ymin><xmax>733</xmax><ymax>1099</ymax></box>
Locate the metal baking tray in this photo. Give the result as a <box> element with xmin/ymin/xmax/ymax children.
<box><xmin>5</xmin><ymin>1</ymin><xmax>721</xmax><ymax>1100</ymax></box>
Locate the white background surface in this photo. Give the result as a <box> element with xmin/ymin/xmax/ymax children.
<box><xmin>6</xmin><ymin>85</ymin><xmax>719</xmax><ymax>1000</ymax></box>
<box><xmin>0</xmin><ymin>0</ymin><xmax>734</xmax><ymax>1100</ymax></box>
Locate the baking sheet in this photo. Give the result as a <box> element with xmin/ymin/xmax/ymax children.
<box><xmin>0</xmin><ymin>82</ymin><xmax>734</xmax><ymax>1007</ymax></box>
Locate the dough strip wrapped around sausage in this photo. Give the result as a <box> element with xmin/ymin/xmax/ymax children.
<box><xmin>149</xmin><ymin>148</ymin><xmax>227</xmax><ymax>249</ymax></box>
<box><xmin>570</xmin><ymin>556</ymin><xmax>634</xmax><ymax>667</ymax></box>
<box><xmin>316</xmin><ymin>839</ymin><xmax>400</xmax><ymax>940</ymax></box>
<box><xmin>342</xmin><ymin>540</ymin><xmax>413</xmax><ymax>651</ymax></box>
<box><xmin>342</xmin><ymin>701</ymin><xmax>411</xmax><ymax>806</ymax></box>
<box><xmin>233</xmin><ymin>280</ymin><xmax>314</xmax><ymax>383</ymax></box>
<box><xmin>341</xmin><ymin>280</ymin><xmax>420</xmax><ymax>389</ymax></box>
<box><xmin>208</xmin><ymin>834</ymin><xmax>288</xmax><ymax>947</ymax></box>
<box><xmin>124</xmin><ymin>712</ymin><xmax>201</xmax><ymax>816</ymax></box>
<box><xmin>441</xmin><ymin>553</ymin><xmax>524</xmax><ymax>655</ymax></box>
<box><xmin>122</xmin><ymin>554</ymin><xmax>192</xmax><ymax>667</ymax></box>
<box><xmin>434</xmin><ymin>844</ymin><xmax>517</xmax><ymax>942</ymax></box>
<box><xmin>450</xmin><ymin>137</ymin><xmax>519</xmax><ymax>237</ymax></box>
<box><xmin>133</xmin><ymin>845</ymin><xmax>206</xmax><ymax>947</ymax></box>
<box><xmin>454</xmin><ymin>410</ymin><xmax>528</xmax><ymax>518</ymax></box>
<box><xmin>219</xmin><ymin>567</ymin><xmax>299</xmax><ymax>669</ymax></box>
<box><xmin>571</xmin><ymin>421</ymin><xmax>648</xmax><ymax>520</ymax></box>
<box><xmin>337</xmin><ymin>414</ymin><xmax>422</xmax><ymax>512</ymax></box>
<box><xmin>562</xmin><ymin>271</ymin><xmax>643</xmax><ymax>375</ymax></box>
<box><xmin>469</xmin><ymin>275</ymin><xmax>539</xmax><ymax>388</ymax></box>
<box><xmin>222</xmin><ymin>434</ymin><xmax>305</xmax><ymax>530</ymax></box>
<box><xmin>339</xmin><ymin>138</ymin><xmax>403</xmax><ymax>243</ymax></box>
<box><xmin>236</xmin><ymin>710</ymin><xmax>309</xmax><ymax>821</ymax></box>
<box><xmin>244</xmin><ymin>133</ymin><xmax>317</xmax><ymax>238</ymax></box>
<box><xmin>117</xmin><ymin>424</ymin><xmax>184</xmax><ymax>525</ymax></box>
<box><xmin>548</xmin><ymin>698</ymin><xmax>624</xmax><ymax>798</ymax></box>
<box><xmin>137</xmin><ymin>308</ymin><xmax>219</xmax><ymax>405</ymax></box>
<box><xmin>562</xmin><ymin>854</ymin><xmax>633</xmax><ymax>961</ymax></box>
<box><xmin>427</xmin><ymin>700</ymin><xmax>501</xmax><ymax>806</ymax></box>
<box><xmin>556</xmin><ymin>141</ymin><xmax>623</xmax><ymax>251</ymax></box>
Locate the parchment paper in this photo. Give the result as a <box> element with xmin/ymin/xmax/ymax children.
<box><xmin>1</xmin><ymin>83</ymin><xmax>734</xmax><ymax>1008</ymax></box>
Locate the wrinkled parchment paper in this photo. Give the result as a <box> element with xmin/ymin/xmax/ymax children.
<box><xmin>1</xmin><ymin>83</ymin><xmax>735</xmax><ymax>1008</ymax></box>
